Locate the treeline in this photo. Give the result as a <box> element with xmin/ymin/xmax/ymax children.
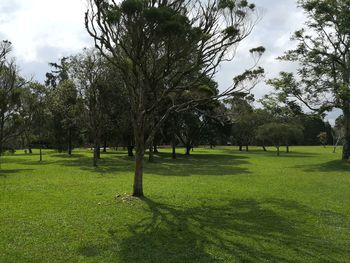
<box><xmin>1</xmin><ymin>41</ymin><xmax>332</xmax><ymax>161</ymax></box>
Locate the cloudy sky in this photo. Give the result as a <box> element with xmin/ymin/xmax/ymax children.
<box><xmin>0</xmin><ymin>0</ymin><xmax>339</xmax><ymax>123</ymax></box>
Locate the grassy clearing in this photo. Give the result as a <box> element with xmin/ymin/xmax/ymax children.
<box><xmin>0</xmin><ymin>146</ymin><xmax>349</xmax><ymax>262</ymax></box>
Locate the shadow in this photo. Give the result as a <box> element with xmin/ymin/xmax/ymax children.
<box><xmin>0</xmin><ymin>168</ymin><xmax>34</xmax><ymax>178</ymax></box>
<box><xmin>50</xmin><ymin>153</ymin><xmax>86</xmax><ymax>159</ymax></box>
<box><xmin>294</xmin><ymin>160</ymin><xmax>350</xmax><ymax>173</ymax></box>
<box><xmin>78</xmin><ymin>197</ymin><xmax>349</xmax><ymax>262</ymax></box>
<box><xmin>143</xmin><ymin>153</ymin><xmax>250</xmax><ymax>176</ymax></box>
<box><xmin>11</xmin><ymin>150</ymin><xmax>251</xmax><ymax>177</ymax></box>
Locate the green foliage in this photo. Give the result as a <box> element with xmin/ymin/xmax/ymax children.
<box><xmin>256</xmin><ymin>123</ymin><xmax>303</xmax><ymax>151</ymax></box>
<box><xmin>121</xmin><ymin>0</ymin><xmax>143</xmax><ymax>16</ymax></box>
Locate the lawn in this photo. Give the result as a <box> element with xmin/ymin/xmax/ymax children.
<box><xmin>0</xmin><ymin>146</ymin><xmax>349</xmax><ymax>262</ymax></box>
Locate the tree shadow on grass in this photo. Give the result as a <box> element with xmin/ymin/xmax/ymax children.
<box><xmin>11</xmin><ymin>151</ymin><xmax>251</xmax><ymax>177</ymax></box>
<box><xmin>143</xmin><ymin>153</ymin><xmax>250</xmax><ymax>176</ymax></box>
<box><xmin>0</xmin><ymin>169</ymin><xmax>34</xmax><ymax>178</ymax></box>
<box><xmin>294</xmin><ymin>160</ymin><xmax>350</xmax><ymax>173</ymax></box>
<box><xmin>78</xmin><ymin>197</ymin><xmax>349</xmax><ymax>262</ymax></box>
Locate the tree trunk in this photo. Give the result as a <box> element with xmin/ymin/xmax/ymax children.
<box><xmin>262</xmin><ymin>145</ymin><xmax>267</xmax><ymax>152</ymax></box>
<box><xmin>97</xmin><ymin>145</ymin><xmax>101</xmax><ymax>159</ymax></box>
<box><xmin>342</xmin><ymin>105</ymin><xmax>350</xmax><ymax>160</ymax></box>
<box><xmin>103</xmin><ymin>137</ymin><xmax>107</xmax><ymax>153</ymax></box>
<box><xmin>128</xmin><ymin>146</ymin><xmax>134</xmax><ymax>157</ymax></box>
<box><xmin>153</xmin><ymin>144</ymin><xmax>159</xmax><ymax>153</ymax></box>
<box><xmin>68</xmin><ymin>128</ymin><xmax>72</xmax><ymax>156</ymax></box>
<box><xmin>277</xmin><ymin>146</ymin><xmax>280</xmax><ymax>156</ymax></box>
<box><xmin>172</xmin><ymin>144</ymin><xmax>176</xmax><ymax>159</ymax></box>
<box><xmin>239</xmin><ymin>144</ymin><xmax>243</xmax><ymax>151</ymax></box>
<box><xmin>133</xmin><ymin>126</ymin><xmax>145</xmax><ymax>197</ymax></box>
<box><xmin>286</xmin><ymin>145</ymin><xmax>290</xmax><ymax>153</ymax></box>
<box><xmin>39</xmin><ymin>148</ymin><xmax>42</xmax><ymax>162</ymax></box>
<box><xmin>28</xmin><ymin>146</ymin><xmax>32</xmax><ymax>154</ymax></box>
<box><xmin>185</xmin><ymin>146</ymin><xmax>191</xmax><ymax>155</ymax></box>
<box><xmin>148</xmin><ymin>145</ymin><xmax>154</xmax><ymax>162</ymax></box>
<box><xmin>246</xmin><ymin>145</ymin><xmax>249</xmax><ymax>151</ymax></box>
<box><xmin>93</xmin><ymin>138</ymin><xmax>100</xmax><ymax>167</ymax></box>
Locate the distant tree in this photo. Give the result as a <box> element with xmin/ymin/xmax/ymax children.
<box><xmin>317</xmin><ymin>132</ymin><xmax>328</xmax><ymax>148</ymax></box>
<box><xmin>227</xmin><ymin>95</ymin><xmax>256</xmax><ymax>151</ymax></box>
<box><xmin>332</xmin><ymin>115</ymin><xmax>345</xmax><ymax>153</ymax></box>
<box><xmin>85</xmin><ymin>0</ymin><xmax>264</xmax><ymax>196</ymax></box>
<box><xmin>48</xmin><ymin>80</ymin><xmax>83</xmax><ymax>155</ymax></box>
<box><xmin>256</xmin><ymin>123</ymin><xmax>303</xmax><ymax>156</ymax></box>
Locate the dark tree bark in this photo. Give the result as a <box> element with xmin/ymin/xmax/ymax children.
<box><xmin>343</xmin><ymin>105</ymin><xmax>350</xmax><ymax>160</ymax></box>
<box><xmin>262</xmin><ymin>145</ymin><xmax>267</xmax><ymax>152</ymax></box>
<box><xmin>127</xmin><ymin>146</ymin><xmax>134</xmax><ymax>157</ymax></box>
<box><xmin>286</xmin><ymin>145</ymin><xmax>290</xmax><ymax>153</ymax></box>
<box><xmin>239</xmin><ymin>145</ymin><xmax>243</xmax><ymax>151</ymax></box>
<box><xmin>153</xmin><ymin>144</ymin><xmax>158</xmax><ymax>153</ymax></box>
<box><xmin>133</xmin><ymin>119</ymin><xmax>145</xmax><ymax>197</ymax></box>
<box><xmin>185</xmin><ymin>146</ymin><xmax>191</xmax><ymax>156</ymax></box>
<box><xmin>148</xmin><ymin>145</ymin><xmax>154</xmax><ymax>162</ymax></box>
<box><xmin>172</xmin><ymin>144</ymin><xmax>176</xmax><ymax>159</ymax></box>
<box><xmin>246</xmin><ymin>145</ymin><xmax>249</xmax><ymax>152</ymax></box>
<box><xmin>68</xmin><ymin>128</ymin><xmax>72</xmax><ymax>156</ymax></box>
<box><xmin>103</xmin><ymin>137</ymin><xmax>107</xmax><ymax>153</ymax></box>
<box><xmin>93</xmin><ymin>138</ymin><xmax>100</xmax><ymax>167</ymax></box>
<box><xmin>277</xmin><ymin>146</ymin><xmax>280</xmax><ymax>156</ymax></box>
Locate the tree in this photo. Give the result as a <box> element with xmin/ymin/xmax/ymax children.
<box><xmin>48</xmin><ymin>80</ymin><xmax>83</xmax><ymax>155</ymax></box>
<box><xmin>256</xmin><ymin>123</ymin><xmax>303</xmax><ymax>156</ymax></box>
<box><xmin>85</xmin><ymin>0</ymin><xmax>264</xmax><ymax>196</ymax></box>
<box><xmin>226</xmin><ymin>95</ymin><xmax>256</xmax><ymax>151</ymax></box>
<box><xmin>0</xmin><ymin>41</ymin><xmax>26</xmax><ymax>167</ymax></box>
<box><xmin>272</xmin><ymin>0</ymin><xmax>350</xmax><ymax>160</ymax></box>
<box><xmin>318</xmin><ymin>132</ymin><xmax>328</xmax><ymax>148</ymax></box>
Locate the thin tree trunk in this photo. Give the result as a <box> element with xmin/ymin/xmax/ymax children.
<box><xmin>172</xmin><ymin>144</ymin><xmax>176</xmax><ymax>159</ymax></box>
<box><xmin>68</xmin><ymin>128</ymin><xmax>72</xmax><ymax>156</ymax></box>
<box><xmin>277</xmin><ymin>146</ymin><xmax>280</xmax><ymax>156</ymax></box>
<box><xmin>185</xmin><ymin>146</ymin><xmax>191</xmax><ymax>155</ymax></box>
<box><xmin>342</xmin><ymin>105</ymin><xmax>350</xmax><ymax>160</ymax></box>
<box><xmin>262</xmin><ymin>145</ymin><xmax>267</xmax><ymax>152</ymax></box>
<box><xmin>133</xmin><ymin>124</ymin><xmax>145</xmax><ymax>197</ymax></box>
<box><xmin>103</xmin><ymin>137</ymin><xmax>107</xmax><ymax>153</ymax></box>
<box><xmin>97</xmin><ymin>144</ymin><xmax>101</xmax><ymax>159</ymax></box>
<box><xmin>148</xmin><ymin>144</ymin><xmax>154</xmax><ymax>162</ymax></box>
<box><xmin>239</xmin><ymin>145</ymin><xmax>243</xmax><ymax>151</ymax></box>
<box><xmin>39</xmin><ymin>148</ymin><xmax>42</xmax><ymax>162</ymax></box>
<box><xmin>128</xmin><ymin>146</ymin><xmax>134</xmax><ymax>157</ymax></box>
<box><xmin>93</xmin><ymin>138</ymin><xmax>100</xmax><ymax>167</ymax></box>
<box><xmin>246</xmin><ymin>145</ymin><xmax>249</xmax><ymax>151</ymax></box>
<box><xmin>286</xmin><ymin>145</ymin><xmax>290</xmax><ymax>153</ymax></box>
<box><xmin>153</xmin><ymin>143</ymin><xmax>159</xmax><ymax>153</ymax></box>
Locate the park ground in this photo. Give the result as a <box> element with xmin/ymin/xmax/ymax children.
<box><xmin>0</xmin><ymin>146</ymin><xmax>349</xmax><ymax>262</ymax></box>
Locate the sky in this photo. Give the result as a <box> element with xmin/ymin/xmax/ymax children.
<box><xmin>0</xmin><ymin>0</ymin><xmax>339</xmax><ymax>124</ymax></box>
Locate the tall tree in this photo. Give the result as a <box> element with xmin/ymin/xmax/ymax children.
<box><xmin>85</xmin><ymin>0</ymin><xmax>263</xmax><ymax>196</ymax></box>
<box><xmin>0</xmin><ymin>41</ymin><xmax>26</xmax><ymax>166</ymax></box>
<box><xmin>272</xmin><ymin>0</ymin><xmax>350</xmax><ymax>160</ymax></box>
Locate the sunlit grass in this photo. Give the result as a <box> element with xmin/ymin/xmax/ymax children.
<box><xmin>0</xmin><ymin>146</ymin><xmax>349</xmax><ymax>262</ymax></box>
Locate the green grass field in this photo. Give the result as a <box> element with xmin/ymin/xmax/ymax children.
<box><xmin>0</xmin><ymin>146</ymin><xmax>349</xmax><ymax>262</ymax></box>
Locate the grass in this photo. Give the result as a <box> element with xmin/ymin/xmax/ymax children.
<box><xmin>0</xmin><ymin>146</ymin><xmax>349</xmax><ymax>262</ymax></box>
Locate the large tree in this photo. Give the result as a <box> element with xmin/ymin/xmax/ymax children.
<box><xmin>271</xmin><ymin>0</ymin><xmax>350</xmax><ymax>160</ymax></box>
<box><xmin>0</xmin><ymin>41</ymin><xmax>26</xmax><ymax>162</ymax></box>
<box><xmin>85</xmin><ymin>0</ymin><xmax>263</xmax><ymax>196</ymax></box>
